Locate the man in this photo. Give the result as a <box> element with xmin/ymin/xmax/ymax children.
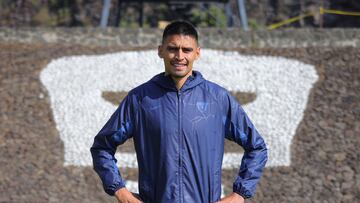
<box><xmin>91</xmin><ymin>21</ymin><xmax>267</xmax><ymax>203</ymax></box>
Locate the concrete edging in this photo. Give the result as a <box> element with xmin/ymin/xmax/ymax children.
<box><xmin>1</xmin><ymin>27</ymin><xmax>360</xmax><ymax>48</ymax></box>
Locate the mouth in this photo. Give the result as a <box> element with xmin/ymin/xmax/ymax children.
<box><xmin>171</xmin><ymin>62</ymin><xmax>188</xmax><ymax>69</ymax></box>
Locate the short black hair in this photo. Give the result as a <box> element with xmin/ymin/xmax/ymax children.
<box><xmin>162</xmin><ymin>21</ymin><xmax>198</xmax><ymax>44</ymax></box>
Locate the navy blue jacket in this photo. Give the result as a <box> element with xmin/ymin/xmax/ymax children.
<box><xmin>91</xmin><ymin>71</ymin><xmax>267</xmax><ymax>202</ymax></box>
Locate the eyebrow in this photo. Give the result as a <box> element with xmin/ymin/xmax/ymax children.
<box><xmin>166</xmin><ymin>45</ymin><xmax>194</xmax><ymax>51</ymax></box>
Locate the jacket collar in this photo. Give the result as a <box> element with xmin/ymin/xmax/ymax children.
<box><xmin>151</xmin><ymin>70</ymin><xmax>204</xmax><ymax>92</ymax></box>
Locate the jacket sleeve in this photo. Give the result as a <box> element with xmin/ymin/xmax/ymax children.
<box><xmin>90</xmin><ymin>93</ymin><xmax>138</xmax><ymax>196</ymax></box>
<box><xmin>224</xmin><ymin>92</ymin><xmax>268</xmax><ymax>199</ymax></box>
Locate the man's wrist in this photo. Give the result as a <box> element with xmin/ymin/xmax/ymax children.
<box><xmin>232</xmin><ymin>192</ymin><xmax>245</xmax><ymax>201</ymax></box>
<box><xmin>233</xmin><ymin>183</ymin><xmax>252</xmax><ymax>199</ymax></box>
<box><xmin>115</xmin><ymin>187</ymin><xmax>129</xmax><ymax>199</ymax></box>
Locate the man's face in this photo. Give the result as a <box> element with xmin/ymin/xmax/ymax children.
<box><xmin>158</xmin><ymin>34</ymin><xmax>200</xmax><ymax>79</ymax></box>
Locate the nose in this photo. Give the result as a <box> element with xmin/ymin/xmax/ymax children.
<box><xmin>175</xmin><ymin>50</ymin><xmax>185</xmax><ymax>60</ymax></box>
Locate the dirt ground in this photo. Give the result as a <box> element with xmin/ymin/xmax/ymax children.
<box><xmin>0</xmin><ymin>43</ymin><xmax>359</xmax><ymax>202</ymax></box>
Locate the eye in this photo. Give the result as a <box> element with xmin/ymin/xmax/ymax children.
<box><xmin>182</xmin><ymin>48</ymin><xmax>193</xmax><ymax>53</ymax></box>
<box><xmin>167</xmin><ymin>47</ymin><xmax>178</xmax><ymax>52</ymax></box>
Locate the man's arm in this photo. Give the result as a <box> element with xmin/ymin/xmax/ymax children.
<box><xmin>90</xmin><ymin>94</ymin><xmax>138</xmax><ymax>196</ymax></box>
<box><xmin>223</xmin><ymin>92</ymin><xmax>268</xmax><ymax>200</ymax></box>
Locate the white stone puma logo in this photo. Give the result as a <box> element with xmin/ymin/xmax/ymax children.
<box><xmin>40</xmin><ymin>49</ymin><xmax>318</xmax><ymax>169</ymax></box>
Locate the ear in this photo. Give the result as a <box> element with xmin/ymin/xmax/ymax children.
<box><xmin>195</xmin><ymin>46</ymin><xmax>200</xmax><ymax>60</ymax></box>
<box><xmin>158</xmin><ymin>45</ymin><xmax>163</xmax><ymax>58</ymax></box>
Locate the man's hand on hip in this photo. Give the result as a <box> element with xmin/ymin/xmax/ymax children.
<box><xmin>115</xmin><ymin>187</ymin><xmax>143</xmax><ymax>203</ymax></box>
<box><xmin>216</xmin><ymin>192</ymin><xmax>245</xmax><ymax>203</ymax></box>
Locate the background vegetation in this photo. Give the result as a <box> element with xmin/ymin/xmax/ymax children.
<box><xmin>0</xmin><ymin>0</ymin><xmax>359</xmax><ymax>29</ymax></box>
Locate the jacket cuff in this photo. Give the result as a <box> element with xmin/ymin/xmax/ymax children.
<box><xmin>233</xmin><ymin>183</ymin><xmax>252</xmax><ymax>199</ymax></box>
<box><xmin>105</xmin><ymin>181</ymin><xmax>126</xmax><ymax>196</ymax></box>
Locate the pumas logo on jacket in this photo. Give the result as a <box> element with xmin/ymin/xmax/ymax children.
<box><xmin>196</xmin><ymin>102</ymin><xmax>209</xmax><ymax>114</ymax></box>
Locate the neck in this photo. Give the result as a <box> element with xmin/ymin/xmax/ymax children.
<box><xmin>172</xmin><ymin>76</ymin><xmax>187</xmax><ymax>90</ymax></box>
<box><xmin>167</xmin><ymin>71</ymin><xmax>193</xmax><ymax>90</ymax></box>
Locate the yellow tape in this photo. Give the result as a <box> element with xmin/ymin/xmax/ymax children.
<box><xmin>320</xmin><ymin>7</ymin><xmax>324</xmax><ymax>15</ymax></box>
<box><xmin>322</xmin><ymin>7</ymin><xmax>360</xmax><ymax>16</ymax></box>
<box><xmin>267</xmin><ymin>13</ymin><xmax>313</xmax><ymax>30</ymax></box>
<box><xmin>267</xmin><ymin>7</ymin><xmax>360</xmax><ymax>30</ymax></box>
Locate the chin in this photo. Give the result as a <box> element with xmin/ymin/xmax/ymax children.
<box><xmin>172</xmin><ymin>70</ymin><xmax>191</xmax><ymax>78</ymax></box>
<box><xmin>165</xmin><ymin>65</ymin><xmax>192</xmax><ymax>78</ymax></box>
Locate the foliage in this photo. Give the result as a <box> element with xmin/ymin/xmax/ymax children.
<box><xmin>248</xmin><ymin>19</ymin><xmax>264</xmax><ymax>30</ymax></box>
<box><xmin>0</xmin><ymin>1</ymin><xmax>229</xmax><ymax>28</ymax></box>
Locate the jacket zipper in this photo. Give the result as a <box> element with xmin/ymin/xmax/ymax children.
<box><xmin>177</xmin><ymin>90</ymin><xmax>183</xmax><ymax>203</ymax></box>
